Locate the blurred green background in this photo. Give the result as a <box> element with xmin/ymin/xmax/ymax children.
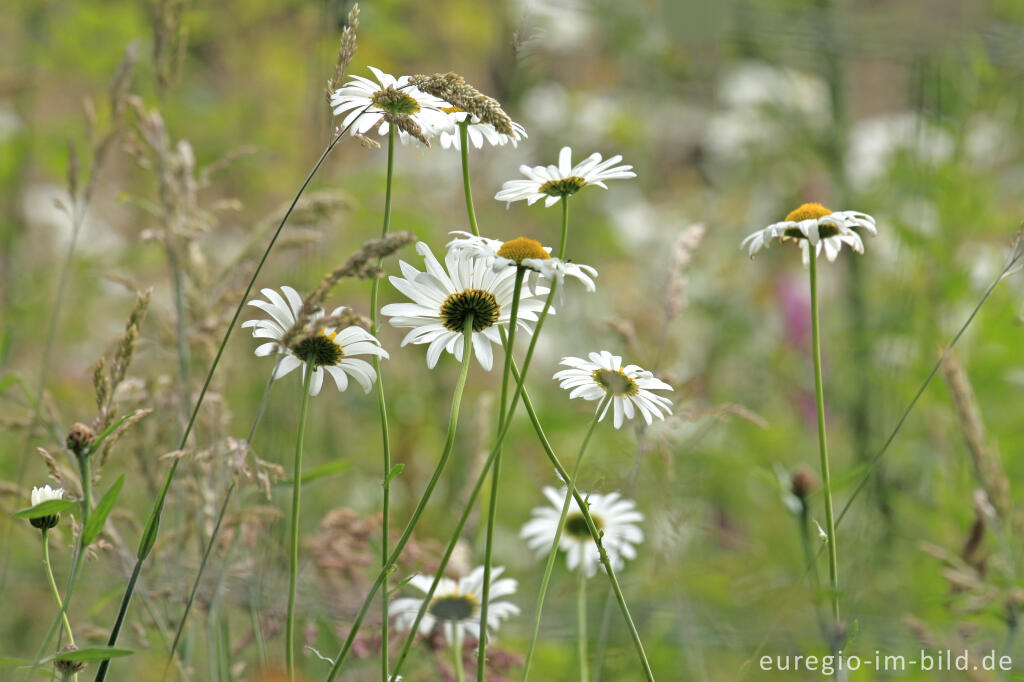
<box><xmin>2</xmin><ymin>0</ymin><xmax>1024</xmax><ymax>679</ymax></box>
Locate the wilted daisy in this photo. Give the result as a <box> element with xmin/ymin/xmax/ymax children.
<box><xmin>521</xmin><ymin>486</ymin><xmax>643</xmax><ymax>577</ymax></box>
<box><xmin>330</xmin><ymin>67</ymin><xmax>453</xmax><ymax>144</ymax></box>
<box><xmin>389</xmin><ymin>565</ymin><xmax>519</xmax><ymax>644</ymax></box>
<box><xmin>446</xmin><ymin>232</ymin><xmax>597</xmax><ymax>298</ymax></box>
<box><xmin>242</xmin><ymin>286</ymin><xmax>388</xmax><ymax>396</ymax></box>
<box><xmin>495</xmin><ymin>146</ymin><xmax>636</xmax><ymax>207</ymax></box>
<box><xmin>381</xmin><ymin>242</ymin><xmax>547</xmax><ymax>370</ymax></box>
<box><xmin>741</xmin><ymin>203</ymin><xmax>878</xmax><ymax>265</ymax></box>
<box><xmin>553</xmin><ymin>351</ymin><xmax>673</xmax><ymax>429</ymax></box>
<box><xmin>438</xmin><ymin>110</ymin><xmax>527</xmax><ymax>150</ymax></box>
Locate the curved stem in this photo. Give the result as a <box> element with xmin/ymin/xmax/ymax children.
<box><xmin>285</xmin><ymin>363</ymin><xmax>315</xmax><ymax>680</ymax></box>
<box><xmin>324</xmin><ymin>315</ymin><xmax>476</xmax><ymax>682</ymax></box>
<box><xmin>458</xmin><ymin>121</ymin><xmax>479</xmax><ymax>237</ymax></box>
<box><xmin>809</xmin><ymin>254</ymin><xmax>840</xmax><ymax>634</ymax></box>
<box><xmin>374</xmin><ymin>126</ymin><xmax>396</xmax><ymax>682</ymax></box>
<box><xmin>92</xmin><ymin>113</ymin><xmax>361</xmax><ymax>682</ymax></box>
<box><xmin>42</xmin><ymin>530</ymin><xmax>74</xmax><ymax>646</ymax></box>
<box><xmin>577</xmin><ymin>561</ymin><xmax>589</xmax><ymax>682</ymax></box>
<box><xmin>476</xmin><ymin>268</ymin><xmax>524</xmax><ymax>679</ymax></box>
<box><xmin>521</xmin><ymin>397</ymin><xmax>608</xmax><ymax>681</ymax></box>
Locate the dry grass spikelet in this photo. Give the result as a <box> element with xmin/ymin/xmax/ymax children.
<box><xmin>408</xmin><ymin>72</ymin><xmax>515</xmax><ymax>136</ymax></box>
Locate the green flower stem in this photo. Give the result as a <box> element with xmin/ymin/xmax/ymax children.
<box><xmin>476</xmin><ymin>268</ymin><xmax>525</xmax><ymax>680</ymax></box>
<box><xmin>458</xmin><ymin>121</ymin><xmax>479</xmax><ymax>237</ymax></box>
<box><xmin>510</xmin><ymin>369</ymin><xmax>655</xmax><ymax>682</ymax></box>
<box><xmin>578</xmin><ymin>561</ymin><xmax>590</xmax><ymax>682</ymax></box>
<box><xmin>92</xmin><ymin>109</ymin><xmax>367</xmax><ymax>681</ymax></box>
<box><xmin>285</xmin><ymin>362</ymin><xmax>315</xmax><ymax>680</ymax></box>
<box><xmin>42</xmin><ymin>530</ymin><xmax>74</xmax><ymax>646</ymax></box>
<box><xmin>808</xmin><ymin>253</ymin><xmax>841</xmax><ymax>634</ymax></box>
<box><xmin>521</xmin><ymin>396</ymin><xmax>609</xmax><ymax>682</ymax></box>
<box><xmin>324</xmin><ymin>315</ymin><xmax>476</xmax><ymax>682</ymax></box>
<box><xmin>452</xmin><ymin>629</ymin><xmax>466</xmax><ymax>682</ymax></box>
<box><xmin>77</xmin><ymin>455</ymin><xmax>91</xmax><ymax>528</ymax></box>
<box><xmin>559</xmin><ymin>198</ymin><xmax>570</xmax><ymax>258</ymax></box>
<box><xmin>373</xmin><ymin>126</ymin><xmax>396</xmax><ymax>682</ymax></box>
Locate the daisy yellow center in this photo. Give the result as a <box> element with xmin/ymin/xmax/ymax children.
<box><xmin>497</xmin><ymin>237</ymin><xmax>550</xmax><ymax>264</ymax></box>
<box><xmin>539</xmin><ymin>176</ymin><xmax>587</xmax><ymax>197</ymax></box>
<box><xmin>781</xmin><ymin>202</ymin><xmax>843</xmax><ymax>240</ymax></box>
<box><xmin>442</xmin><ymin>105</ymin><xmax>464</xmax><ymax>114</ymax></box>
<box><xmin>291</xmin><ymin>328</ymin><xmax>343</xmax><ymax>367</ymax></box>
<box><xmin>440</xmin><ymin>289</ymin><xmax>500</xmax><ymax>333</ymax></box>
<box><xmin>566</xmin><ymin>512</ymin><xmax>602</xmax><ymax>540</ymax></box>
<box><xmin>592</xmin><ymin>368</ymin><xmax>638</xmax><ymax>397</ymax></box>
<box><xmin>371</xmin><ymin>86</ymin><xmax>421</xmax><ymax>115</ymax></box>
<box><xmin>428</xmin><ymin>592</ymin><xmax>478</xmax><ymax>622</ymax></box>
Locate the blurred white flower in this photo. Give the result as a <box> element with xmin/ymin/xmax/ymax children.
<box><xmin>390</xmin><ymin>565</ymin><xmax>519</xmax><ymax>645</ymax></box>
<box><xmin>495</xmin><ymin>146</ymin><xmax>636</xmax><ymax>207</ymax></box>
<box><xmin>330</xmin><ymin>67</ymin><xmax>453</xmax><ymax>144</ymax></box>
<box><xmin>846</xmin><ymin>112</ymin><xmax>953</xmax><ymax>190</ymax></box>
<box><xmin>242</xmin><ymin>286</ymin><xmax>387</xmax><ymax>396</ymax></box>
<box><xmin>553</xmin><ymin>351</ymin><xmax>673</xmax><ymax>429</ymax></box>
<box><xmin>520</xmin><ymin>486</ymin><xmax>644</xmax><ymax>577</ymax></box>
<box><xmin>381</xmin><ymin>242</ymin><xmax>547</xmax><ymax>370</ymax></box>
<box><xmin>31</xmin><ymin>485</ymin><xmax>64</xmax><ymax>507</ymax></box>
<box><xmin>742</xmin><ymin>203</ymin><xmax>877</xmax><ymax>265</ymax></box>
<box><xmin>438</xmin><ymin>110</ymin><xmax>527</xmax><ymax>150</ymax></box>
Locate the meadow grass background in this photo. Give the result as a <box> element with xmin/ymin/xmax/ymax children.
<box><xmin>2</xmin><ymin>0</ymin><xmax>1024</xmax><ymax>679</ymax></box>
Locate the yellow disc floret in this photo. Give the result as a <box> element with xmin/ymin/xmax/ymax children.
<box><xmin>497</xmin><ymin>237</ymin><xmax>550</xmax><ymax>264</ymax></box>
<box><xmin>785</xmin><ymin>202</ymin><xmax>832</xmax><ymax>222</ymax></box>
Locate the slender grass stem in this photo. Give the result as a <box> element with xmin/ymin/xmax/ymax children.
<box><xmin>42</xmin><ymin>530</ymin><xmax>74</xmax><ymax>646</ymax></box>
<box><xmin>521</xmin><ymin>397</ymin><xmax>609</xmax><ymax>681</ymax></box>
<box><xmin>373</xmin><ymin>128</ymin><xmax>396</xmax><ymax>682</ymax></box>
<box><xmin>578</xmin><ymin>561</ymin><xmax>589</xmax><ymax>682</ymax></box>
<box><xmin>808</xmin><ymin>254</ymin><xmax>841</xmax><ymax>635</ymax></box>
<box><xmin>476</xmin><ymin>268</ymin><xmax>524</xmax><ymax>680</ymax></box>
<box><xmin>92</xmin><ymin>111</ymin><xmax>365</xmax><ymax>682</ymax></box>
<box><xmin>458</xmin><ymin>121</ymin><xmax>479</xmax><ymax>237</ymax></box>
<box><xmin>77</xmin><ymin>455</ymin><xmax>91</xmax><ymax>529</ymax></box>
<box><xmin>452</xmin><ymin>629</ymin><xmax>466</xmax><ymax>682</ymax></box>
<box><xmin>324</xmin><ymin>314</ymin><xmax>476</xmax><ymax>682</ymax></box>
<box><xmin>285</xmin><ymin>363</ymin><xmax>315</xmax><ymax>680</ymax></box>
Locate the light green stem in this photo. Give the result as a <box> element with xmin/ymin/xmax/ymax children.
<box><xmin>521</xmin><ymin>397</ymin><xmax>608</xmax><ymax>682</ymax></box>
<box><xmin>324</xmin><ymin>315</ymin><xmax>476</xmax><ymax>682</ymax></box>
<box><xmin>578</xmin><ymin>561</ymin><xmax>589</xmax><ymax>682</ymax></box>
<box><xmin>452</xmin><ymin>628</ymin><xmax>466</xmax><ymax>682</ymax></box>
<box><xmin>42</xmin><ymin>530</ymin><xmax>75</xmax><ymax>647</ymax></box>
<box><xmin>809</xmin><ymin>253</ymin><xmax>841</xmax><ymax>634</ymax></box>
<box><xmin>373</xmin><ymin>126</ymin><xmax>396</xmax><ymax>682</ymax></box>
<box><xmin>476</xmin><ymin>269</ymin><xmax>525</xmax><ymax>679</ymax></box>
<box><xmin>458</xmin><ymin>121</ymin><xmax>479</xmax><ymax>237</ymax></box>
<box><xmin>559</xmin><ymin>198</ymin><xmax>569</xmax><ymax>258</ymax></box>
<box><xmin>285</xmin><ymin>363</ymin><xmax>315</xmax><ymax>680</ymax></box>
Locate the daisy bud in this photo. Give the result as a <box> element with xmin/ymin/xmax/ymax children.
<box><xmin>66</xmin><ymin>422</ymin><xmax>95</xmax><ymax>457</ymax></box>
<box><xmin>54</xmin><ymin>644</ymin><xmax>86</xmax><ymax>676</ymax></box>
<box><xmin>790</xmin><ymin>467</ymin><xmax>818</xmax><ymax>502</ymax></box>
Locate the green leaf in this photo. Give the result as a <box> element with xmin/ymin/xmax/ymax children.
<box><xmin>277</xmin><ymin>459</ymin><xmax>350</xmax><ymax>486</ymax></box>
<box><xmin>0</xmin><ymin>374</ymin><xmax>18</xmax><ymax>395</ymax></box>
<box><xmin>82</xmin><ymin>475</ymin><xmax>124</xmax><ymax>546</ymax></box>
<box><xmin>41</xmin><ymin>647</ymin><xmax>134</xmax><ymax>664</ymax></box>
<box><xmin>382</xmin><ymin>463</ymin><xmax>404</xmax><ymax>487</ymax></box>
<box><xmin>12</xmin><ymin>499</ymin><xmax>76</xmax><ymax>520</ymax></box>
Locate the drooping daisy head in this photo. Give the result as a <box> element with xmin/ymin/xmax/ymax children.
<box><xmin>242</xmin><ymin>286</ymin><xmax>388</xmax><ymax>397</ymax></box>
<box><xmin>446</xmin><ymin>232</ymin><xmax>597</xmax><ymax>299</ymax></box>
<box><xmin>495</xmin><ymin>146</ymin><xmax>636</xmax><ymax>208</ymax></box>
<box><xmin>741</xmin><ymin>203</ymin><xmax>878</xmax><ymax>265</ymax></box>
<box><xmin>389</xmin><ymin>565</ymin><xmax>519</xmax><ymax>645</ymax></box>
<box><xmin>380</xmin><ymin>242</ymin><xmax>549</xmax><ymax>371</ymax></box>
<box><xmin>520</xmin><ymin>486</ymin><xmax>644</xmax><ymax>578</ymax></box>
<box><xmin>330</xmin><ymin>67</ymin><xmax>454</xmax><ymax>145</ymax></box>
<box><xmin>438</xmin><ymin>109</ymin><xmax>528</xmax><ymax>150</ymax></box>
<box><xmin>553</xmin><ymin>351</ymin><xmax>673</xmax><ymax>429</ymax></box>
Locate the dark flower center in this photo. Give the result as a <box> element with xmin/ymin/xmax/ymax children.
<box><xmin>539</xmin><ymin>176</ymin><xmax>586</xmax><ymax>197</ymax></box>
<box><xmin>371</xmin><ymin>86</ymin><xmax>421</xmax><ymax>115</ymax></box>
<box><xmin>428</xmin><ymin>594</ymin><xmax>477</xmax><ymax>622</ymax></box>
<box><xmin>292</xmin><ymin>331</ymin><xmax>343</xmax><ymax>367</ymax></box>
<box><xmin>592</xmin><ymin>368</ymin><xmax>638</xmax><ymax>396</ymax></box>
<box><xmin>566</xmin><ymin>512</ymin><xmax>603</xmax><ymax>539</ymax></box>
<box><xmin>440</xmin><ymin>289</ymin><xmax>500</xmax><ymax>333</ymax></box>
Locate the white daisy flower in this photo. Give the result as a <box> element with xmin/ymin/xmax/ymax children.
<box><xmin>553</xmin><ymin>351</ymin><xmax>673</xmax><ymax>429</ymax></box>
<box><xmin>389</xmin><ymin>565</ymin><xmax>519</xmax><ymax>645</ymax></box>
<box><xmin>446</xmin><ymin>232</ymin><xmax>597</xmax><ymax>299</ymax></box>
<box><xmin>31</xmin><ymin>485</ymin><xmax>64</xmax><ymax>507</ymax></box>
<box><xmin>330</xmin><ymin>67</ymin><xmax>453</xmax><ymax>144</ymax></box>
<box><xmin>520</xmin><ymin>486</ymin><xmax>644</xmax><ymax>578</ymax></box>
<box><xmin>741</xmin><ymin>203</ymin><xmax>878</xmax><ymax>265</ymax></box>
<box><xmin>242</xmin><ymin>286</ymin><xmax>388</xmax><ymax>397</ymax></box>
<box><xmin>438</xmin><ymin>109</ymin><xmax>527</xmax><ymax>150</ymax></box>
<box><xmin>380</xmin><ymin>242</ymin><xmax>548</xmax><ymax>371</ymax></box>
<box><xmin>495</xmin><ymin>146</ymin><xmax>636</xmax><ymax>207</ymax></box>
